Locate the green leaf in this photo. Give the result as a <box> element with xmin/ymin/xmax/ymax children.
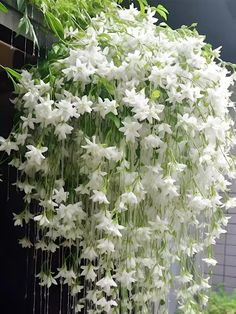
<box><xmin>107</xmin><ymin>113</ymin><xmax>120</xmax><ymax>129</ymax></box>
<box><xmin>0</xmin><ymin>66</ymin><xmax>21</xmax><ymax>90</ymax></box>
<box><xmin>17</xmin><ymin>15</ymin><xmax>29</xmax><ymax>35</ymax></box>
<box><xmin>100</xmin><ymin>77</ymin><xmax>115</xmax><ymax>95</ymax></box>
<box><xmin>17</xmin><ymin>13</ymin><xmax>39</xmax><ymax>47</ymax></box>
<box><xmin>27</xmin><ymin>20</ymin><xmax>39</xmax><ymax>47</ymax></box>
<box><xmin>45</xmin><ymin>11</ymin><xmax>64</xmax><ymax>39</ymax></box>
<box><xmin>157</xmin><ymin>4</ymin><xmax>169</xmax><ymax>14</ymax></box>
<box><xmin>137</xmin><ymin>0</ymin><xmax>148</xmax><ymax>14</ymax></box>
<box><xmin>156</xmin><ymin>4</ymin><xmax>169</xmax><ymax>21</ymax></box>
<box><xmin>17</xmin><ymin>0</ymin><xmax>25</xmax><ymax>11</ymax></box>
<box><xmin>97</xmin><ymin>33</ymin><xmax>112</xmax><ymax>42</ymax></box>
<box><xmin>1</xmin><ymin>66</ymin><xmax>21</xmax><ymax>81</ymax></box>
<box><xmin>0</xmin><ymin>2</ymin><xmax>8</xmax><ymax>13</ymax></box>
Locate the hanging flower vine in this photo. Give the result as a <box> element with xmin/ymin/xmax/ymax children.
<box><xmin>1</xmin><ymin>2</ymin><xmax>236</xmax><ymax>314</ymax></box>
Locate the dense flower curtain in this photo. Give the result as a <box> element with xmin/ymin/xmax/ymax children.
<box><xmin>0</xmin><ymin>2</ymin><xmax>236</xmax><ymax>314</ymax></box>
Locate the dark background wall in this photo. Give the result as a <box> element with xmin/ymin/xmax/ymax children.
<box><xmin>0</xmin><ymin>71</ymin><xmax>29</xmax><ymax>313</ymax></box>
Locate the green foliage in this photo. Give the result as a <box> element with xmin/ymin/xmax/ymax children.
<box><xmin>17</xmin><ymin>9</ymin><xmax>38</xmax><ymax>46</ymax></box>
<box><xmin>0</xmin><ymin>66</ymin><xmax>21</xmax><ymax>80</ymax></box>
<box><xmin>15</xmin><ymin>0</ymin><xmax>125</xmax><ymax>46</ymax></box>
<box><xmin>156</xmin><ymin>4</ymin><xmax>169</xmax><ymax>20</ymax></box>
<box><xmin>107</xmin><ymin>113</ymin><xmax>121</xmax><ymax>129</ymax></box>
<box><xmin>0</xmin><ymin>66</ymin><xmax>21</xmax><ymax>89</ymax></box>
<box><xmin>206</xmin><ymin>288</ymin><xmax>236</xmax><ymax>314</ymax></box>
<box><xmin>30</xmin><ymin>0</ymin><xmax>122</xmax><ymax>29</ymax></box>
<box><xmin>0</xmin><ymin>2</ymin><xmax>8</xmax><ymax>13</ymax></box>
<box><xmin>44</xmin><ymin>11</ymin><xmax>64</xmax><ymax>39</ymax></box>
<box><xmin>14</xmin><ymin>0</ymin><xmax>169</xmax><ymax>47</ymax></box>
<box><xmin>17</xmin><ymin>0</ymin><xmax>26</xmax><ymax>11</ymax></box>
<box><xmin>137</xmin><ymin>0</ymin><xmax>148</xmax><ymax>14</ymax></box>
<box><xmin>176</xmin><ymin>288</ymin><xmax>236</xmax><ymax>314</ymax></box>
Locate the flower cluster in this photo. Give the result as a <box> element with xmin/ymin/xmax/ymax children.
<box><xmin>2</xmin><ymin>4</ymin><xmax>236</xmax><ymax>314</ymax></box>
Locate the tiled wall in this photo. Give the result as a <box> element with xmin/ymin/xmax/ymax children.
<box><xmin>211</xmin><ymin>203</ymin><xmax>236</xmax><ymax>293</ymax></box>
<box><xmin>211</xmin><ymin>90</ymin><xmax>236</xmax><ymax>293</ymax></box>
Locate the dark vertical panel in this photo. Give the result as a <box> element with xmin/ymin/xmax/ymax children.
<box><xmin>0</xmin><ymin>70</ymin><xmax>30</xmax><ymax>313</ymax></box>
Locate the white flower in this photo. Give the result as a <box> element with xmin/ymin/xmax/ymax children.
<box><xmin>188</xmin><ymin>195</ymin><xmax>211</xmax><ymax>211</ymax></box>
<box><xmin>97</xmin><ymin>238</ymin><xmax>115</xmax><ymax>254</ymax></box>
<box><xmin>163</xmin><ymin>176</ymin><xmax>179</xmax><ymax>197</ymax></box>
<box><xmin>149</xmin><ymin>215</ymin><xmax>169</xmax><ymax>233</ymax></box>
<box><xmin>202</xmin><ymin>258</ymin><xmax>217</xmax><ymax>266</ymax></box>
<box><xmin>81</xmin><ymin>264</ymin><xmax>97</xmax><ymax>281</ymax></box>
<box><xmin>121</xmin><ymin>192</ymin><xmax>138</xmax><ymax>205</ymax></box>
<box><xmin>81</xmin><ymin>246</ymin><xmax>98</xmax><ymax>261</ymax></box>
<box><xmin>37</xmin><ymin>272</ymin><xmax>57</xmax><ymax>288</ymax></box>
<box><xmin>75</xmin><ymin>303</ymin><xmax>84</xmax><ymax>313</ymax></box>
<box><xmin>71</xmin><ymin>285</ymin><xmax>83</xmax><ymax>296</ymax></box>
<box><xmin>13</xmin><ymin>213</ymin><xmax>24</xmax><ymax>227</ymax></box>
<box><xmin>15</xmin><ymin>133</ymin><xmax>29</xmax><ymax>146</ymax></box>
<box><xmin>94</xmin><ymin>98</ymin><xmax>117</xmax><ymax>118</ymax></box>
<box><xmin>145</xmin><ymin>103</ymin><xmax>164</xmax><ymax>123</ymax></box>
<box><xmin>118</xmin><ymin>5</ymin><xmax>139</xmax><ymax>22</ymax></box>
<box><xmin>82</xmin><ymin>136</ymin><xmax>103</xmax><ymax>157</ymax></box>
<box><xmin>96</xmin><ymin>297</ymin><xmax>118</xmax><ymax>311</ymax></box>
<box><xmin>57</xmin><ymin>202</ymin><xmax>86</xmax><ymax>222</ymax></box>
<box><xmin>76</xmin><ymin>95</ymin><xmax>93</xmax><ymax>114</ymax></box>
<box><xmin>96</xmin><ymin>276</ymin><xmax>117</xmax><ymax>294</ymax></box>
<box><xmin>157</xmin><ymin>123</ymin><xmax>172</xmax><ymax>136</ymax></box>
<box><xmin>25</xmin><ymin>145</ymin><xmax>48</xmax><ymax>166</ymax></box>
<box><xmin>21</xmin><ymin>113</ymin><xmax>37</xmax><ymax>129</ymax></box>
<box><xmin>19</xmin><ymin>237</ymin><xmax>33</xmax><ymax>248</ymax></box>
<box><xmin>119</xmin><ymin>117</ymin><xmax>141</xmax><ymax>143</ymax></box>
<box><xmin>142</xmin><ymin>134</ymin><xmax>163</xmax><ymax>149</ymax></box>
<box><xmin>103</xmin><ymin>146</ymin><xmax>122</xmax><ymax>161</ymax></box>
<box><xmin>95</xmin><ymin>211</ymin><xmax>124</xmax><ymax>237</ymax></box>
<box><xmin>0</xmin><ymin>137</ymin><xmax>19</xmax><ymax>155</ymax></box>
<box><xmin>46</xmin><ymin>242</ymin><xmax>59</xmax><ymax>253</ymax></box>
<box><xmin>16</xmin><ymin>181</ymin><xmax>35</xmax><ymax>194</ymax></box>
<box><xmin>176</xmin><ymin>273</ymin><xmax>193</xmax><ymax>284</ymax></box>
<box><xmin>86</xmin><ymin>289</ymin><xmax>98</xmax><ymax>304</ymax></box>
<box><xmin>55</xmin><ymin>266</ymin><xmax>76</xmax><ymax>285</ymax></box>
<box><xmin>56</xmin><ymin>99</ymin><xmax>79</xmax><ymax>122</ymax></box>
<box><xmin>87</xmin><ymin>170</ymin><xmax>107</xmax><ymax>190</ymax></box>
<box><xmin>123</xmin><ymin>88</ymin><xmax>148</xmax><ymax>108</ymax></box>
<box><xmin>65</xmin><ymin>26</ymin><xmax>78</xmax><ymax>38</ymax></box>
<box><xmin>90</xmin><ymin>190</ymin><xmax>109</xmax><ymax>204</ymax></box>
<box><xmin>34</xmin><ymin>214</ymin><xmax>50</xmax><ymax>226</ymax></box>
<box><xmin>177</xmin><ymin>113</ymin><xmax>198</xmax><ymax>129</ymax></box>
<box><xmin>55</xmin><ymin>123</ymin><xmax>73</xmax><ymax>140</ymax></box>
<box><xmin>225</xmin><ymin>197</ymin><xmax>236</xmax><ymax>210</ymax></box>
<box><xmin>35</xmin><ymin>240</ymin><xmax>47</xmax><ymax>251</ymax></box>
<box><xmin>52</xmin><ymin>187</ymin><xmax>68</xmax><ymax>204</ymax></box>
<box><xmin>126</xmin><ymin>257</ymin><xmax>136</xmax><ymax>269</ymax></box>
<box><xmin>117</xmin><ymin>270</ymin><xmax>136</xmax><ymax>288</ymax></box>
<box><xmin>34</xmin><ymin>99</ymin><xmax>55</xmax><ymax>125</ymax></box>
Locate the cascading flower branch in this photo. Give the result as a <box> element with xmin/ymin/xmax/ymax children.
<box><xmin>1</xmin><ymin>3</ymin><xmax>236</xmax><ymax>314</ymax></box>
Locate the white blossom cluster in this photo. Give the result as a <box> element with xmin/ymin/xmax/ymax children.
<box><xmin>2</xmin><ymin>4</ymin><xmax>236</xmax><ymax>314</ymax></box>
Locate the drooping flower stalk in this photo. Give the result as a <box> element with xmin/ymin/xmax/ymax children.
<box><xmin>1</xmin><ymin>3</ymin><xmax>236</xmax><ymax>314</ymax></box>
